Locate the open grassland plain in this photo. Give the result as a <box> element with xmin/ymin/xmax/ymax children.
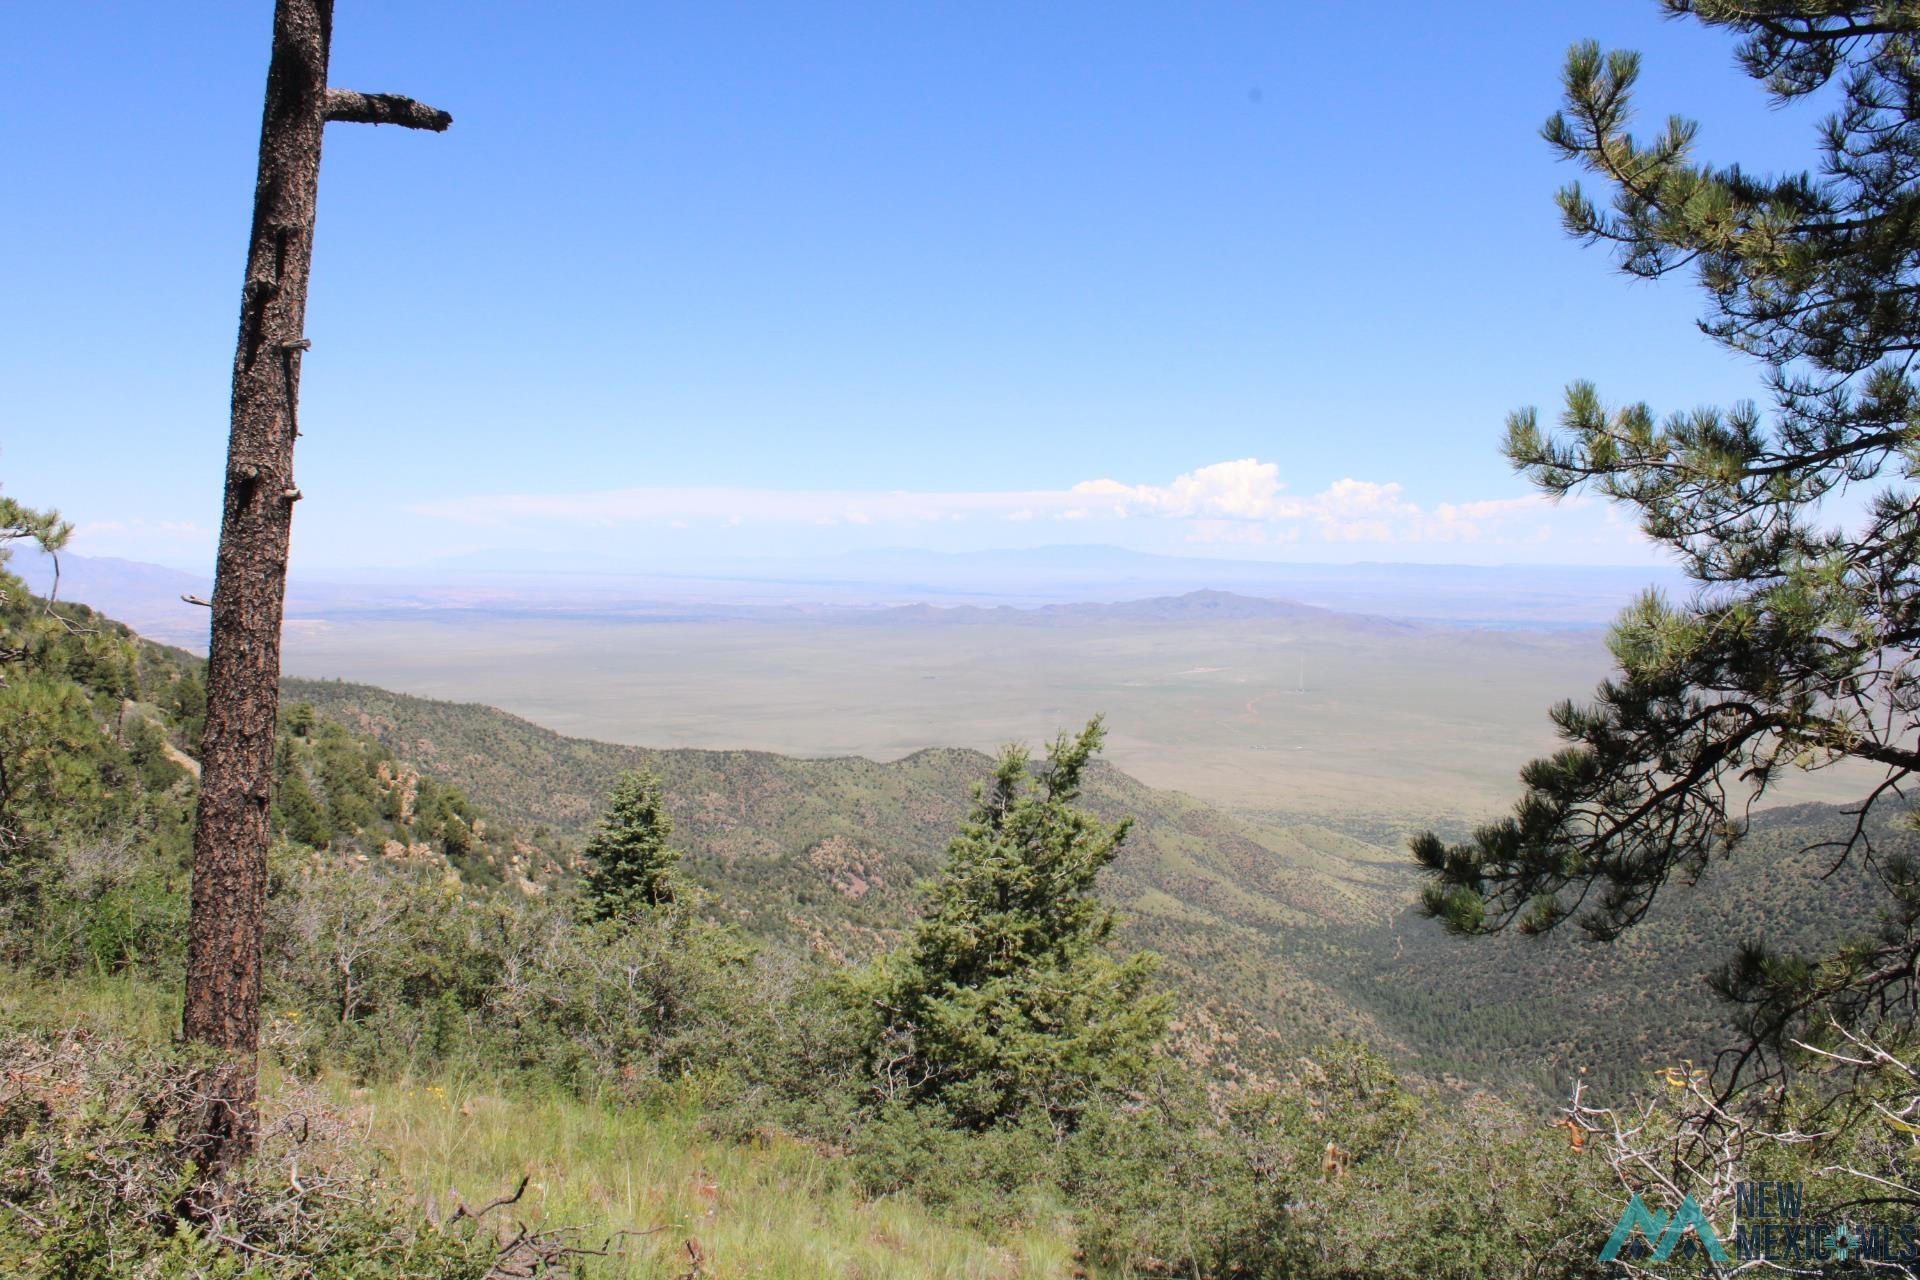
<box><xmin>278</xmin><ymin>603</ymin><xmax>1622</xmax><ymax>823</ymax></box>
<box><xmin>29</xmin><ymin>552</ymin><xmax>1862</xmax><ymax>819</ymax></box>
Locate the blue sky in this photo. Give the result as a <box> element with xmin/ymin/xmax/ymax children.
<box><xmin>1</xmin><ymin>2</ymin><xmax>1827</xmax><ymax>571</ymax></box>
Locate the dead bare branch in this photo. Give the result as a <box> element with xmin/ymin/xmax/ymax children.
<box><xmin>323</xmin><ymin>89</ymin><xmax>452</xmax><ymax>131</ymax></box>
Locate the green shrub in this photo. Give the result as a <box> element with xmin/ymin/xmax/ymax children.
<box><xmin>0</xmin><ymin>1027</ymin><xmax>502</xmax><ymax>1280</ymax></box>
<box><xmin>843</xmin><ymin>1101</ymin><xmax>1058</xmax><ymax>1227</ymax></box>
<box><xmin>1058</xmin><ymin>1045</ymin><xmax>1613</xmax><ymax>1280</ymax></box>
<box><xmin>262</xmin><ymin>856</ymin><xmax>760</xmax><ymax>1096</ymax></box>
<box><xmin>1059</xmin><ymin>1087</ymin><xmax>1277</xmax><ymax>1278</ymax></box>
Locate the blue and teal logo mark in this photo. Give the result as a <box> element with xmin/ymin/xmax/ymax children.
<box><xmin>1600</xmin><ymin>1194</ymin><xmax>1728</xmax><ymax>1263</ymax></box>
<box><xmin>1601</xmin><ymin>1182</ymin><xmax>1920</xmax><ymax>1266</ymax></box>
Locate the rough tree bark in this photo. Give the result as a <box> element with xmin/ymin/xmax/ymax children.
<box><xmin>183</xmin><ymin>0</ymin><xmax>448</xmax><ymax>1182</ymax></box>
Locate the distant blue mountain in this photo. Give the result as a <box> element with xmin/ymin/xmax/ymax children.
<box><xmin>13</xmin><ymin>544</ymin><xmax>1680</xmax><ymax>635</ymax></box>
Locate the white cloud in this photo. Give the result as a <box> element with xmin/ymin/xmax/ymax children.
<box><xmin>1070</xmin><ymin>458</ymin><xmax>1291</xmax><ymax>520</ymax></box>
<box><xmin>410</xmin><ymin>459</ymin><xmax>1615</xmax><ymax>551</ymax></box>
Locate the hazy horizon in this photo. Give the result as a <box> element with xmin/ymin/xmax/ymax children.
<box><xmin>18</xmin><ymin>543</ymin><xmax>1761</xmax><ymax>825</ymax></box>
<box><xmin>20</xmin><ymin>544</ymin><xmax>1686</xmax><ymax>643</ymax></box>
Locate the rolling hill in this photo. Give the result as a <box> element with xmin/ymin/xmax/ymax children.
<box><xmin>287</xmin><ymin>675</ymin><xmax>1419</xmax><ymax>1084</ymax></box>
<box><xmin>287</xmin><ymin>675</ymin><xmax>1906</xmax><ymax>1102</ymax></box>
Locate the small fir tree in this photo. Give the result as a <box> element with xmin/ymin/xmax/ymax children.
<box><xmin>581</xmin><ymin>770</ymin><xmax>681</xmax><ymax>920</ymax></box>
<box><xmin>877</xmin><ymin>717</ymin><xmax>1167</xmax><ymax>1128</ymax></box>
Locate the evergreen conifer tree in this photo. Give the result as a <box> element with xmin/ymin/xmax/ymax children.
<box><xmin>581</xmin><ymin>770</ymin><xmax>681</xmax><ymax>920</ymax></box>
<box><xmin>1418</xmin><ymin>3</ymin><xmax>1920</xmax><ymax>1065</ymax></box>
<box><xmin>877</xmin><ymin>717</ymin><xmax>1167</xmax><ymax>1128</ymax></box>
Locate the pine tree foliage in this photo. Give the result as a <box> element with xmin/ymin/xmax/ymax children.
<box><xmin>875</xmin><ymin>717</ymin><xmax>1168</xmax><ymax>1128</ymax></box>
<box><xmin>1417</xmin><ymin>2</ymin><xmax>1920</xmax><ymax>1066</ymax></box>
<box><xmin>0</xmin><ymin>493</ymin><xmax>94</xmax><ymax>829</ymax></box>
<box><xmin>581</xmin><ymin>770</ymin><xmax>682</xmax><ymax>920</ymax></box>
<box><xmin>0</xmin><ymin>494</ymin><xmax>71</xmax><ymax>568</ymax></box>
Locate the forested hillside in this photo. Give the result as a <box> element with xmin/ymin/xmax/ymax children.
<box><xmin>291</xmin><ymin>676</ymin><xmax>1419</xmax><ymax>1081</ymax></box>
<box><xmin>8</xmin><ymin>518</ymin><xmax>1900</xmax><ymax>1252</ymax></box>
<box><xmin>11</xmin><ymin>542</ymin><xmax>1916</xmax><ymax>1280</ymax></box>
<box><xmin>288</xmin><ymin>676</ymin><xmax>1902</xmax><ymax>1100</ymax></box>
<box><xmin>1352</xmin><ymin>806</ymin><xmax>1899</xmax><ymax>1095</ymax></box>
<box><xmin>0</xmin><ymin>586</ymin><xmax>574</xmax><ymax>978</ymax></box>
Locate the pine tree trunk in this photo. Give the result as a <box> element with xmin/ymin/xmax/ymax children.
<box><xmin>182</xmin><ymin>0</ymin><xmax>335</xmax><ymax>1181</ymax></box>
<box><xmin>182</xmin><ymin>0</ymin><xmax>447</xmax><ymax>1182</ymax></box>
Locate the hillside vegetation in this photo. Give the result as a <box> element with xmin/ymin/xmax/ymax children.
<box><xmin>1</xmin><ymin>570</ymin><xmax>1631</xmax><ymax>1278</ymax></box>
<box><xmin>0</xmin><ymin>568</ymin><xmax>1904</xmax><ymax>1280</ymax></box>
<box><xmin>290</xmin><ymin>675</ymin><xmax>1895</xmax><ymax>1100</ymax></box>
<box><xmin>0</xmin><ymin>975</ymin><xmax>1079</xmax><ymax>1280</ymax></box>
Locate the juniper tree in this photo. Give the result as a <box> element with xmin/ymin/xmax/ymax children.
<box><xmin>581</xmin><ymin>770</ymin><xmax>682</xmax><ymax>919</ymax></box>
<box><xmin>1417</xmin><ymin>3</ymin><xmax>1920</xmax><ymax>1075</ymax></box>
<box><xmin>876</xmin><ymin>717</ymin><xmax>1167</xmax><ymax>1129</ymax></box>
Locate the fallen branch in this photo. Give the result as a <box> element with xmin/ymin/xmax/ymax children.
<box><xmin>451</xmin><ymin>1173</ymin><xmax>529</xmax><ymax>1223</ymax></box>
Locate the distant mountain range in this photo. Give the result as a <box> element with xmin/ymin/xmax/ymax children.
<box><xmin>643</xmin><ymin>544</ymin><xmax>1686</xmax><ymax>625</ymax></box>
<box><xmin>866</xmin><ymin>589</ymin><xmax>1409</xmax><ymax>628</ymax></box>
<box><xmin>19</xmin><ymin>544</ymin><xmax>1685</xmax><ymax>645</ymax></box>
